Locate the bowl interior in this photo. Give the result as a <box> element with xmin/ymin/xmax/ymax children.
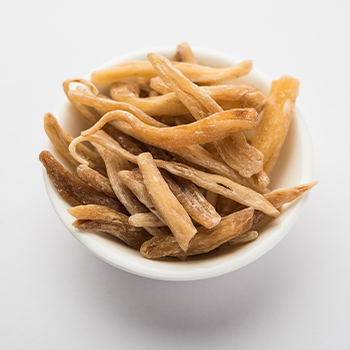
<box><xmin>43</xmin><ymin>46</ymin><xmax>314</xmax><ymax>281</ymax></box>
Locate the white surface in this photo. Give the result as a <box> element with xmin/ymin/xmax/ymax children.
<box><xmin>1</xmin><ymin>0</ymin><xmax>349</xmax><ymax>348</ymax></box>
<box><xmin>45</xmin><ymin>47</ymin><xmax>314</xmax><ymax>281</ymax></box>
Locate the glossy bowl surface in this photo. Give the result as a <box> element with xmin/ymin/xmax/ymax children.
<box><xmin>42</xmin><ymin>46</ymin><xmax>314</xmax><ymax>281</ymax></box>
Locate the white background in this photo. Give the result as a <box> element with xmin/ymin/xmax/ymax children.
<box><xmin>1</xmin><ymin>0</ymin><xmax>350</xmax><ymax>348</ymax></box>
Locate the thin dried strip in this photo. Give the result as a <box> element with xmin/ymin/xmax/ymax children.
<box><xmin>44</xmin><ymin>113</ymin><xmax>106</xmax><ymax>175</ymax></box>
<box><xmin>172</xmin><ymin>42</ymin><xmax>198</xmax><ymax>64</ymax></box>
<box><xmin>147</xmin><ymin>53</ymin><xmax>264</xmax><ymax>178</ymax></box>
<box><xmin>160</xmin><ymin>170</ymin><xmax>221</xmax><ymax>229</ymax></box>
<box><xmin>73</xmin><ymin>219</ymin><xmax>152</xmax><ymax>250</ymax></box>
<box><xmin>82</xmin><ymin>108</ymin><xmax>258</xmax><ymax>148</ymax></box>
<box><xmin>129</xmin><ymin>213</ymin><xmax>166</xmax><ymax>227</ymax></box>
<box><xmin>110</xmin><ymin>83</ymin><xmax>266</xmax><ymax>117</ymax></box>
<box><xmin>91</xmin><ymin>60</ymin><xmax>253</xmax><ymax>85</ymax></box>
<box><xmin>138</xmin><ymin>152</ymin><xmax>197</xmax><ymax>251</ymax></box>
<box><xmin>68</xmin><ymin>204</ymin><xmax>128</xmax><ymax>223</ymax></box>
<box><xmin>69</xmin><ymin>132</ymin><xmax>268</xmax><ymax>194</ymax></box>
<box><xmin>235</xmin><ymin>181</ymin><xmax>318</xmax><ymax>227</ymax></box>
<box><xmin>77</xmin><ymin>164</ymin><xmax>116</xmax><ymax>198</ymax></box>
<box><xmin>252</xmin><ymin>76</ymin><xmax>300</xmax><ymax>175</ymax></box>
<box><xmin>140</xmin><ymin>207</ymin><xmax>254</xmax><ymax>259</ymax></box>
<box><xmin>227</xmin><ymin>230</ymin><xmax>258</xmax><ymax>245</ymax></box>
<box><xmin>39</xmin><ymin>151</ymin><xmax>126</xmax><ymax>213</ymax></box>
<box><xmin>155</xmin><ymin>160</ymin><xmax>279</xmax><ymax>217</ymax></box>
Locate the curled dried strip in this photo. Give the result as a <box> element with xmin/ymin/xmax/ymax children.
<box><xmin>72</xmin><ymin>219</ymin><xmax>152</xmax><ymax>250</ymax></box>
<box><xmin>172</xmin><ymin>42</ymin><xmax>198</xmax><ymax>64</ymax></box>
<box><xmin>91</xmin><ymin>60</ymin><xmax>253</xmax><ymax>85</ymax></box>
<box><xmin>81</xmin><ymin>108</ymin><xmax>258</xmax><ymax>148</ymax></box>
<box><xmin>227</xmin><ymin>230</ymin><xmax>258</xmax><ymax>245</ymax></box>
<box><xmin>160</xmin><ymin>170</ymin><xmax>221</xmax><ymax>229</ymax></box>
<box><xmin>44</xmin><ymin>113</ymin><xmax>106</xmax><ymax>175</ymax></box>
<box><xmin>68</xmin><ymin>204</ymin><xmax>128</xmax><ymax>223</ymax></box>
<box><xmin>39</xmin><ymin>151</ymin><xmax>126</xmax><ymax>213</ymax></box>
<box><xmin>110</xmin><ymin>82</ymin><xmax>266</xmax><ymax>117</ymax></box>
<box><xmin>68</xmin><ymin>89</ymin><xmax>166</xmax><ymax>128</ymax></box>
<box><xmin>77</xmin><ymin>164</ymin><xmax>116</xmax><ymax>198</ymax></box>
<box><xmin>128</xmin><ymin>213</ymin><xmax>165</xmax><ymax>227</ymax></box>
<box><xmin>138</xmin><ymin>153</ymin><xmax>197</xmax><ymax>252</ymax></box>
<box><xmin>140</xmin><ymin>207</ymin><xmax>254</xmax><ymax>259</ymax></box>
<box><xmin>252</xmin><ymin>76</ymin><xmax>300</xmax><ymax>175</ymax></box>
<box><xmin>147</xmin><ymin>53</ymin><xmax>264</xmax><ymax>178</ymax></box>
<box><xmin>69</xmin><ymin>132</ymin><xmax>268</xmax><ymax>195</ymax></box>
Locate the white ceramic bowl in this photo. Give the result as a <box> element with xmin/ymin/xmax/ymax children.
<box><xmin>42</xmin><ymin>46</ymin><xmax>314</xmax><ymax>281</ymax></box>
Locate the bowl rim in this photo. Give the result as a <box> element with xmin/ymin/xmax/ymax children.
<box><xmin>42</xmin><ymin>45</ymin><xmax>314</xmax><ymax>281</ymax></box>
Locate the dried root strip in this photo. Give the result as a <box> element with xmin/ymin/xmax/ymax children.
<box><xmin>129</xmin><ymin>213</ymin><xmax>165</xmax><ymax>227</ymax></box>
<box><xmin>82</xmin><ymin>108</ymin><xmax>258</xmax><ymax>148</ymax></box>
<box><xmin>138</xmin><ymin>153</ymin><xmax>197</xmax><ymax>251</ymax></box>
<box><xmin>140</xmin><ymin>207</ymin><xmax>254</xmax><ymax>259</ymax></box>
<box><xmin>68</xmin><ymin>204</ymin><xmax>128</xmax><ymax>223</ymax></box>
<box><xmin>39</xmin><ymin>151</ymin><xmax>125</xmax><ymax>213</ymax></box>
<box><xmin>227</xmin><ymin>230</ymin><xmax>258</xmax><ymax>245</ymax></box>
<box><xmin>252</xmin><ymin>76</ymin><xmax>300</xmax><ymax>175</ymax></box>
<box><xmin>91</xmin><ymin>60</ymin><xmax>253</xmax><ymax>85</ymax></box>
<box><xmin>73</xmin><ymin>219</ymin><xmax>152</xmax><ymax>250</ymax></box>
<box><xmin>147</xmin><ymin>53</ymin><xmax>263</xmax><ymax>178</ymax></box>
<box><xmin>172</xmin><ymin>42</ymin><xmax>198</xmax><ymax>64</ymax></box>
<box><xmin>155</xmin><ymin>160</ymin><xmax>279</xmax><ymax>217</ymax></box>
<box><xmin>44</xmin><ymin>113</ymin><xmax>106</xmax><ymax>175</ymax></box>
<box><xmin>160</xmin><ymin>170</ymin><xmax>221</xmax><ymax>229</ymax></box>
<box><xmin>150</xmin><ymin>76</ymin><xmax>173</xmax><ymax>94</ymax></box>
<box><xmin>110</xmin><ymin>82</ymin><xmax>266</xmax><ymax>117</ymax></box>
<box><xmin>77</xmin><ymin>164</ymin><xmax>116</xmax><ymax>198</ymax></box>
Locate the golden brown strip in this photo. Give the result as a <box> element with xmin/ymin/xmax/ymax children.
<box><xmin>77</xmin><ymin>164</ymin><xmax>116</xmax><ymax>198</ymax></box>
<box><xmin>172</xmin><ymin>42</ymin><xmax>198</xmax><ymax>64</ymax></box>
<box><xmin>73</xmin><ymin>219</ymin><xmax>152</xmax><ymax>250</ymax></box>
<box><xmin>82</xmin><ymin>108</ymin><xmax>258</xmax><ymax>148</ymax></box>
<box><xmin>117</xmin><ymin>168</ymin><xmax>166</xmax><ymax>225</ymax></box>
<box><xmin>160</xmin><ymin>170</ymin><xmax>221</xmax><ymax>229</ymax></box>
<box><xmin>150</xmin><ymin>76</ymin><xmax>173</xmax><ymax>94</ymax></box>
<box><xmin>140</xmin><ymin>207</ymin><xmax>254</xmax><ymax>259</ymax></box>
<box><xmin>128</xmin><ymin>213</ymin><xmax>165</xmax><ymax>227</ymax></box>
<box><xmin>44</xmin><ymin>112</ymin><xmax>106</xmax><ymax>175</ymax></box>
<box><xmin>110</xmin><ymin>83</ymin><xmax>266</xmax><ymax>117</ymax></box>
<box><xmin>91</xmin><ymin>60</ymin><xmax>253</xmax><ymax>85</ymax></box>
<box><xmin>252</xmin><ymin>76</ymin><xmax>300</xmax><ymax>175</ymax></box>
<box><xmin>138</xmin><ymin>152</ymin><xmax>197</xmax><ymax>251</ymax></box>
<box><xmin>68</xmin><ymin>204</ymin><xmax>128</xmax><ymax>223</ymax></box>
<box><xmin>39</xmin><ymin>150</ymin><xmax>126</xmax><ymax>213</ymax></box>
<box><xmin>147</xmin><ymin>53</ymin><xmax>264</xmax><ymax>178</ymax></box>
